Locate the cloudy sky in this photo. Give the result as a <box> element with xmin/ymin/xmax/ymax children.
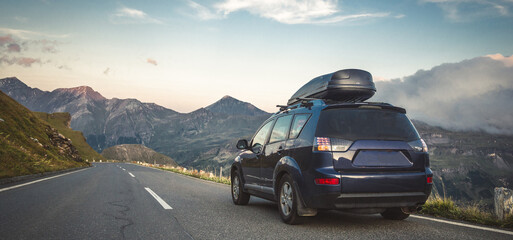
<box><xmin>0</xmin><ymin>0</ymin><xmax>512</xmax><ymax>113</ymax></box>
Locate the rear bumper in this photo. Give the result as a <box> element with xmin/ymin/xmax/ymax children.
<box><xmin>300</xmin><ymin>169</ymin><xmax>433</xmax><ymax>209</ymax></box>
<box><xmin>305</xmin><ymin>191</ymin><xmax>430</xmax><ymax>209</ymax></box>
<box><xmin>335</xmin><ymin>192</ymin><xmax>428</xmax><ymax>208</ymax></box>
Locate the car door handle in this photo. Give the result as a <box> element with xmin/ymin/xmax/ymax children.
<box><xmin>277</xmin><ymin>146</ymin><xmax>284</xmax><ymax>155</ymax></box>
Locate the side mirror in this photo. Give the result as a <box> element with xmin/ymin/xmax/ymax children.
<box><xmin>236</xmin><ymin>139</ymin><xmax>249</xmax><ymax>150</ymax></box>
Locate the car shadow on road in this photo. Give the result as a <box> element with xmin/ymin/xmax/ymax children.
<box><xmin>245</xmin><ymin>198</ymin><xmax>417</xmax><ymax>229</ymax></box>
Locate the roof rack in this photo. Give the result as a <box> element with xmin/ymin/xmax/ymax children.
<box><xmin>276</xmin><ymin>98</ymin><xmax>318</xmax><ymax>112</ymax></box>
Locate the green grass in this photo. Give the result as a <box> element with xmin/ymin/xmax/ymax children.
<box><xmin>156</xmin><ymin>166</ymin><xmax>231</xmax><ymax>185</ymax></box>
<box><xmin>34</xmin><ymin>112</ymin><xmax>105</xmax><ymax>162</ymax></box>
<box><xmin>0</xmin><ymin>91</ymin><xmax>89</xmax><ymax>178</ymax></box>
<box><xmin>421</xmin><ymin>196</ymin><xmax>513</xmax><ymax>229</ymax></box>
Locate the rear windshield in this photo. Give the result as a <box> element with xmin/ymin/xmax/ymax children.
<box><xmin>316</xmin><ymin>108</ymin><xmax>420</xmax><ymax>141</ymax></box>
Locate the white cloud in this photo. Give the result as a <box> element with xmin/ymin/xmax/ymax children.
<box><xmin>186</xmin><ymin>0</ymin><xmax>390</xmax><ymax>24</ymax></box>
<box><xmin>111</xmin><ymin>7</ymin><xmax>163</xmax><ymax>24</ymax></box>
<box><xmin>487</xmin><ymin>53</ymin><xmax>513</xmax><ymax>67</ymax></box>
<box><xmin>420</xmin><ymin>0</ymin><xmax>513</xmax><ymax>21</ymax></box>
<box><xmin>312</xmin><ymin>12</ymin><xmax>390</xmax><ymax>24</ymax></box>
<box><xmin>0</xmin><ymin>27</ymin><xmax>69</xmax><ymax>39</ymax></box>
<box><xmin>373</xmin><ymin>54</ymin><xmax>513</xmax><ymax>134</ymax></box>
<box><xmin>117</xmin><ymin>7</ymin><xmax>147</xmax><ymax>19</ymax></box>
<box><xmin>215</xmin><ymin>0</ymin><xmax>338</xmax><ymax>24</ymax></box>
<box><xmin>188</xmin><ymin>0</ymin><xmax>223</xmax><ymax>20</ymax></box>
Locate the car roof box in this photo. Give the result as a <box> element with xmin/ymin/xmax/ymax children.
<box><xmin>287</xmin><ymin>69</ymin><xmax>376</xmax><ymax>106</ymax></box>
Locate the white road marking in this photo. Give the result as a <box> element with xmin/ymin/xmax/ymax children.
<box><xmin>128</xmin><ymin>172</ymin><xmax>135</xmax><ymax>178</ymax></box>
<box><xmin>0</xmin><ymin>168</ymin><xmax>88</xmax><ymax>193</ymax></box>
<box><xmin>411</xmin><ymin>215</ymin><xmax>513</xmax><ymax>236</ymax></box>
<box><xmin>145</xmin><ymin>187</ymin><xmax>172</xmax><ymax>210</ymax></box>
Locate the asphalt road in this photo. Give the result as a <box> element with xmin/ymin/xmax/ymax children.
<box><xmin>1</xmin><ymin>163</ymin><xmax>512</xmax><ymax>240</ymax></box>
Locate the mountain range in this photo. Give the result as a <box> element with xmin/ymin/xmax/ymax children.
<box><xmin>0</xmin><ymin>77</ymin><xmax>269</xmax><ymax>167</ymax></box>
<box><xmin>1</xmin><ymin>77</ymin><xmax>512</xmax><ymax>207</ymax></box>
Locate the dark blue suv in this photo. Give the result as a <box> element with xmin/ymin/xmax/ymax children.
<box><xmin>230</xmin><ymin>69</ymin><xmax>433</xmax><ymax>224</ymax></box>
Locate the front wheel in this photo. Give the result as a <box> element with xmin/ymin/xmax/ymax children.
<box><xmin>278</xmin><ymin>174</ymin><xmax>303</xmax><ymax>224</ymax></box>
<box><xmin>231</xmin><ymin>171</ymin><xmax>250</xmax><ymax>205</ymax></box>
<box><xmin>381</xmin><ymin>208</ymin><xmax>410</xmax><ymax>220</ymax></box>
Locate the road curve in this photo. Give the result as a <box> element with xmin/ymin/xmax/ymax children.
<box><xmin>0</xmin><ymin>163</ymin><xmax>511</xmax><ymax>240</ymax></box>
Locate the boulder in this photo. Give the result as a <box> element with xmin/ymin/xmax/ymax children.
<box><xmin>494</xmin><ymin>187</ymin><xmax>513</xmax><ymax>220</ymax></box>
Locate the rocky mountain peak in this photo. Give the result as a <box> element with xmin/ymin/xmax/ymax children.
<box><xmin>54</xmin><ymin>86</ymin><xmax>106</xmax><ymax>101</ymax></box>
<box><xmin>205</xmin><ymin>95</ymin><xmax>269</xmax><ymax>116</ymax></box>
<box><xmin>0</xmin><ymin>77</ymin><xmax>28</xmax><ymax>89</ymax></box>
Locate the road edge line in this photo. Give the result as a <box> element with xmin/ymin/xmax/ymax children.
<box><xmin>127</xmin><ymin>163</ymin><xmax>230</xmax><ymax>187</ymax></box>
<box><xmin>410</xmin><ymin>215</ymin><xmax>513</xmax><ymax>236</ymax></box>
<box><xmin>0</xmin><ymin>168</ymin><xmax>89</xmax><ymax>193</ymax></box>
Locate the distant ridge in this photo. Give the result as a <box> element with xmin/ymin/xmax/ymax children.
<box><xmin>102</xmin><ymin>144</ymin><xmax>178</xmax><ymax>166</ymax></box>
<box><xmin>54</xmin><ymin>86</ymin><xmax>106</xmax><ymax>101</ymax></box>
<box><xmin>205</xmin><ymin>95</ymin><xmax>268</xmax><ymax>116</ymax></box>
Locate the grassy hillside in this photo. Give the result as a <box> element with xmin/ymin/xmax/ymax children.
<box><xmin>102</xmin><ymin>144</ymin><xmax>178</xmax><ymax>166</ymax></box>
<box><xmin>34</xmin><ymin>112</ymin><xmax>105</xmax><ymax>162</ymax></box>
<box><xmin>0</xmin><ymin>91</ymin><xmax>89</xmax><ymax>178</ymax></box>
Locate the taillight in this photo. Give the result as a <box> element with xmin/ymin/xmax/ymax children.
<box><xmin>313</xmin><ymin>137</ymin><xmax>353</xmax><ymax>152</ymax></box>
<box><xmin>313</xmin><ymin>137</ymin><xmax>331</xmax><ymax>151</ymax></box>
<box><xmin>427</xmin><ymin>176</ymin><xmax>433</xmax><ymax>184</ymax></box>
<box><xmin>408</xmin><ymin>139</ymin><xmax>428</xmax><ymax>152</ymax></box>
<box><xmin>315</xmin><ymin>178</ymin><xmax>340</xmax><ymax>185</ymax></box>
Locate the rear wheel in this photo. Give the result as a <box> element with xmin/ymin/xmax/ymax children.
<box><xmin>278</xmin><ymin>174</ymin><xmax>303</xmax><ymax>224</ymax></box>
<box><xmin>231</xmin><ymin>171</ymin><xmax>250</xmax><ymax>205</ymax></box>
<box><xmin>381</xmin><ymin>208</ymin><xmax>410</xmax><ymax>220</ymax></box>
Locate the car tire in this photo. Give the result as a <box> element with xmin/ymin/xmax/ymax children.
<box><xmin>380</xmin><ymin>208</ymin><xmax>410</xmax><ymax>220</ymax></box>
<box><xmin>278</xmin><ymin>174</ymin><xmax>303</xmax><ymax>224</ymax></box>
<box><xmin>231</xmin><ymin>171</ymin><xmax>250</xmax><ymax>205</ymax></box>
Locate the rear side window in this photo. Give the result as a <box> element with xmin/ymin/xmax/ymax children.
<box><xmin>316</xmin><ymin>108</ymin><xmax>419</xmax><ymax>141</ymax></box>
<box><xmin>269</xmin><ymin>115</ymin><xmax>293</xmax><ymax>143</ymax></box>
<box><xmin>289</xmin><ymin>114</ymin><xmax>311</xmax><ymax>139</ymax></box>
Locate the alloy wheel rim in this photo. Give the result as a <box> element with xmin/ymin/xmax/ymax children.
<box><xmin>280</xmin><ymin>182</ymin><xmax>293</xmax><ymax>216</ymax></box>
<box><xmin>232</xmin><ymin>176</ymin><xmax>240</xmax><ymax>200</ymax></box>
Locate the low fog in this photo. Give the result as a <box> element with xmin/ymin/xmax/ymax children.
<box><xmin>373</xmin><ymin>54</ymin><xmax>513</xmax><ymax>135</ymax></box>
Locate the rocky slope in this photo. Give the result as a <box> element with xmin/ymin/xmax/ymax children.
<box><xmin>0</xmin><ymin>90</ymin><xmax>89</xmax><ymax>178</ymax></box>
<box><xmin>102</xmin><ymin>144</ymin><xmax>178</xmax><ymax>166</ymax></box>
<box><xmin>34</xmin><ymin>112</ymin><xmax>105</xmax><ymax>162</ymax></box>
